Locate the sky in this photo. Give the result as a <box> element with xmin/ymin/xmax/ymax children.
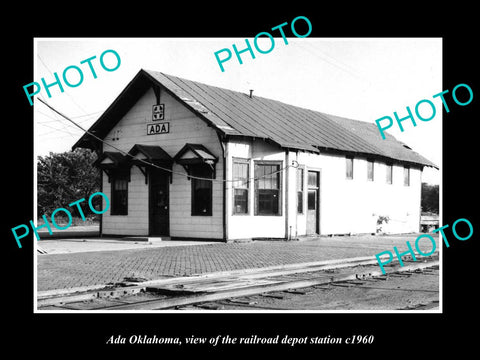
<box><xmin>33</xmin><ymin>37</ymin><xmax>442</xmax><ymax>184</ymax></box>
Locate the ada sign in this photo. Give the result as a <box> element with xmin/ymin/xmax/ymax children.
<box><xmin>147</xmin><ymin>122</ymin><xmax>169</xmax><ymax>135</ymax></box>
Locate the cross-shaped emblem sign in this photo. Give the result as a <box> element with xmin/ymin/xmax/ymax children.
<box><xmin>152</xmin><ymin>104</ymin><xmax>165</xmax><ymax>120</ymax></box>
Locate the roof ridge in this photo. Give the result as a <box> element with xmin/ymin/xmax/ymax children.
<box><xmin>147</xmin><ymin>71</ymin><xmax>384</xmax><ymax>153</ymax></box>
<box><xmin>76</xmin><ymin>69</ymin><xmax>436</xmax><ymax>168</ymax></box>
<box><xmin>144</xmin><ymin>70</ymin><xmax>435</xmax><ymax>167</ymax></box>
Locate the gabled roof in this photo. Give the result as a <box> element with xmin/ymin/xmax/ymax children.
<box><xmin>127</xmin><ymin>144</ymin><xmax>172</xmax><ymax>164</ymax></box>
<box><xmin>328</xmin><ymin>114</ymin><xmax>437</xmax><ymax>167</ymax></box>
<box><xmin>74</xmin><ymin>69</ymin><xmax>437</xmax><ymax>168</ymax></box>
<box><xmin>174</xmin><ymin>143</ymin><xmax>218</xmax><ymax>164</ymax></box>
<box><xmin>93</xmin><ymin>151</ymin><xmax>126</xmax><ymax>168</ymax></box>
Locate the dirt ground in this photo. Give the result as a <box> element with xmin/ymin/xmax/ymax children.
<box><xmin>191</xmin><ymin>268</ymin><xmax>440</xmax><ymax>311</ymax></box>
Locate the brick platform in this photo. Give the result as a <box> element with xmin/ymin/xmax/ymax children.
<box><xmin>37</xmin><ymin>234</ymin><xmax>439</xmax><ymax>292</ymax></box>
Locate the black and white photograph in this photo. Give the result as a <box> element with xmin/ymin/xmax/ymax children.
<box><xmin>32</xmin><ymin>37</ymin><xmax>442</xmax><ymax>312</ymax></box>
<box><xmin>6</xmin><ymin>7</ymin><xmax>479</xmax><ymax>356</ymax></box>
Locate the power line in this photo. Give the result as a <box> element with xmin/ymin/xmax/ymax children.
<box><xmin>70</xmin><ymin>111</ymin><xmax>104</xmax><ymax>119</ymax></box>
<box><xmin>37</xmin><ymin>98</ymin><xmax>297</xmax><ymax>185</ymax></box>
<box><xmin>294</xmin><ymin>42</ymin><xmax>371</xmax><ymax>85</ymax></box>
<box><xmin>36</xmin><ymin>108</ymin><xmax>71</xmax><ymax>136</ymax></box>
<box><xmin>36</xmin><ymin>111</ymin><xmax>100</xmax><ymax>124</ymax></box>
<box><xmin>37</xmin><ymin>54</ymin><xmax>91</xmax><ymax>115</ymax></box>
<box><xmin>37</xmin><ymin>122</ymin><xmax>80</xmax><ymax>137</ymax></box>
<box><xmin>37</xmin><ymin>125</ymin><xmax>82</xmax><ymax>139</ymax></box>
<box><xmin>36</xmin><ymin>95</ymin><xmax>81</xmax><ymax>139</ymax></box>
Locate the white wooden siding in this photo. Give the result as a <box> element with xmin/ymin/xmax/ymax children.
<box><xmin>102</xmin><ymin>166</ymin><xmax>148</xmax><ymax>235</ymax></box>
<box><xmin>101</xmin><ymin>87</ymin><xmax>223</xmax><ymax>239</ymax></box>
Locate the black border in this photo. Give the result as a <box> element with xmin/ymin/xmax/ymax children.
<box><xmin>6</xmin><ymin>4</ymin><xmax>479</xmax><ymax>355</ymax></box>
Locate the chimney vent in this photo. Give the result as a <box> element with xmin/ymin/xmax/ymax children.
<box><xmin>249</xmin><ymin>89</ymin><xmax>254</xmax><ymax>98</ymax></box>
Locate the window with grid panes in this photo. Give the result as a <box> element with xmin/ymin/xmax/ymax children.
<box><xmin>232</xmin><ymin>159</ymin><xmax>249</xmax><ymax>214</ymax></box>
<box><xmin>111</xmin><ymin>176</ymin><xmax>128</xmax><ymax>215</ymax></box>
<box><xmin>297</xmin><ymin>167</ymin><xmax>304</xmax><ymax>214</ymax></box>
<box><xmin>254</xmin><ymin>162</ymin><xmax>281</xmax><ymax>215</ymax></box>
<box><xmin>191</xmin><ymin>165</ymin><xmax>213</xmax><ymax>216</ymax></box>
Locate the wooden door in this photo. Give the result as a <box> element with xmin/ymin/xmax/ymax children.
<box><xmin>149</xmin><ymin>169</ymin><xmax>169</xmax><ymax>236</ymax></box>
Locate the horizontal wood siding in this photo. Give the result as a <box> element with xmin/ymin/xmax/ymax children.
<box><xmin>102</xmin><ymin>166</ymin><xmax>148</xmax><ymax>235</ymax></box>
<box><xmin>101</xmin><ymin>87</ymin><xmax>223</xmax><ymax>239</ymax></box>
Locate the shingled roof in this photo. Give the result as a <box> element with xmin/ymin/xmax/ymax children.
<box><xmin>73</xmin><ymin>69</ymin><xmax>436</xmax><ymax>168</ymax></box>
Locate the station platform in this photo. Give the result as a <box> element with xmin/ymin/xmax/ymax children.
<box><xmin>37</xmin><ymin>233</ymin><xmax>440</xmax><ymax>293</ymax></box>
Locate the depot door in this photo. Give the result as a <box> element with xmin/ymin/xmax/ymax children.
<box><xmin>149</xmin><ymin>169</ymin><xmax>169</xmax><ymax>236</ymax></box>
<box><xmin>306</xmin><ymin>170</ymin><xmax>319</xmax><ymax>235</ymax></box>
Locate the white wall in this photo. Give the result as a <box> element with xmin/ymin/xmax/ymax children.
<box><xmin>372</xmin><ymin>163</ymin><xmax>422</xmax><ymax>234</ymax></box>
<box><xmin>296</xmin><ymin>151</ymin><xmax>422</xmax><ymax>235</ymax></box>
<box><xmin>226</xmin><ymin>139</ymin><xmax>286</xmax><ymax>239</ymax></box>
<box><xmin>101</xmin><ymin>86</ymin><xmax>224</xmax><ymax>239</ymax></box>
<box><xmin>226</xmin><ymin>139</ymin><xmax>423</xmax><ymax>239</ymax></box>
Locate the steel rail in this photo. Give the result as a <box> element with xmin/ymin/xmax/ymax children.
<box><xmin>95</xmin><ymin>260</ymin><xmax>439</xmax><ymax>311</ymax></box>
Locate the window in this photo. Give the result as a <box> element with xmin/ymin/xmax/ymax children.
<box><xmin>111</xmin><ymin>177</ymin><xmax>128</xmax><ymax>215</ymax></box>
<box><xmin>191</xmin><ymin>165</ymin><xmax>213</xmax><ymax>216</ymax></box>
<box><xmin>308</xmin><ymin>190</ymin><xmax>317</xmax><ymax>210</ymax></box>
<box><xmin>346</xmin><ymin>156</ymin><xmax>354</xmax><ymax>179</ymax></box>
<box><xmin>308</xmin><ymin>171</ymin><xmax>318</xmax><ymax>187</ymax></box>
<box><xmin>367</xmin><ymin>160</ymin><xmax>374</xmax><ymax>181</ymax></box>
<box><xmin>404</xmin><ymin>166</ymin><xmax>410</xmax><ymax>186</ymax></box>
<box><xmin>386</xmin><ymin>163</ymin><xmax>393</xmax><ymax>184</ymax></box>
<box><xmin>307</xmin><ymin>170</ymin><xmax>319</xmax><ymax>210</ymax></box>
<box><xmin>254</xmin><ymin>162</ymin><xmax>281</xmax><ymax>215</ymax></box>
<box><xmin>297</xmin><ymin>168</ymin><xmax>304</xmax><ymax>214</ymax></box>
<box><xmin>232</xmin><ymin>159</ymin><xmax>249</xmax><ymax>214</ymax></box>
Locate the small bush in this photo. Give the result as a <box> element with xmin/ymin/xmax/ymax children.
<box><xmin>376</xmin><ymin>215</ymin><xmax>390</xmax><ymax>234</ymax></box>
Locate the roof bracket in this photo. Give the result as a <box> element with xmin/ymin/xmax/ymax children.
<box><xmin>135</xmin><ymin>165</ymin><xmax>148</xmax><ymax>184</ymax></box>
<box><xmin>180</xmin><ymin>164</ymin><xmax>191</xmax><ymax>181</ymax></box>
<box><xmin>100</xmin><ymin>168</ymin><xmax>131</xmax><ymax>183</ymax></box>
<box><xmin>206</xmin><ymin>161</ymin><xmax>216</xmax><ymax>179</ymax></box>
<box><xmin>101</xmin><ymin>168</ymin><xmax>112</xmax><ymax>183</ymax></box>
<box><xmin>179</xmin><ymin>163</ymin><xmax>216</xmax><ymax>180</ymax></box>
<box><xmin>173</xmin><ymin>143</ymin><xmax>218</xmax><ymax>180</ymax></box>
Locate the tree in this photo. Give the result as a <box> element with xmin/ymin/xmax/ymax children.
<box><xmin>421</xmin><ymin>183</ymin><xmax>439</xmax><ymax>214</ymax></box>
<box><xmin>37</xmin><ymin>148</ymin><xmax>101</xmax><ymax>219</ymax></box>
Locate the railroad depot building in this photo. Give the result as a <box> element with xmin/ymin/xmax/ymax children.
<box><xmin>73</xmin><ymin>69</ymin><xmax>437</xmax><ymax>241</ymax></box>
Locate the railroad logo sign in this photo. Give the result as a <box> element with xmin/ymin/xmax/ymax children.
<box><xmin>147</xmin><ymin>122</ymin><xmax>169</xmax><ymax>135</ymax></box>
<box><xmin>152</xmin><ymin>104</ymin><xmax>165</xmax><ymax>120</ymax></box>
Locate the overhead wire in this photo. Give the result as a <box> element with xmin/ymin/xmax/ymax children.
<box><xmin>36</xmin><ymin>111</ymin><xmax>101</xmax><ymax>124</ymax></box>
<box><xmin>37</xmin><ymin>54</ymin><xmax>90</xmax><ymax>115</ymax></box>
<box><xmin>293</xmin><ymin>41</ymin><xmax>372</xmax><ymax>86</ymax></box>
<box><xmin>36</xmin><ymin>95</ymin><xmax>81</xmax><ymax>139</ymax></box>
<box><xmin>37</xmin><ymin>98</ymin><xmax>297</xmax><ymax>186</ymax></box>
<box><xmin>36</xmin><ymin>53</ymin><xmax>104</xmax><ymax>141</ymax></box>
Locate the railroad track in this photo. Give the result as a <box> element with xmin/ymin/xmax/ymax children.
<box><xmin>37</xmin><ymin>255</ymin><xmax>439</xmax><ymax>311</ymax></box>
